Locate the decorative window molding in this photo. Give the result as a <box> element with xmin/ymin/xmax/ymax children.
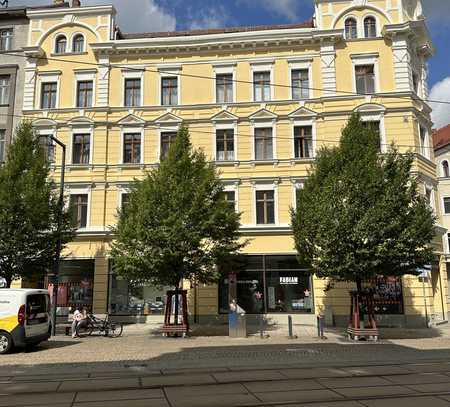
<box><xmin>250</xmin><ymin>111</ymin><xmax>277</xmax><ymax>161</ymax></box>
<box><xmin>37</xmin><ymin>71</ymin><xmax>61</xmax><ymax>110</ymax></box>
<box><xmin>69</xmin><ymin>124</ymin><xmax>93</xmax><ymax>166</ymax></box>
<box><xmin>290</xmin><ymin>118</ymin><xmax>316</xmax><ymax>159</ymax></box>
<box><xmin>74</xmin><ymin>69</ymin><xmax>96</xmax><ymax>108</ymax></box>
<box><xmin>363</xmin><ymin>14</ymin><xmax>379</xmax><ymax>38</ymax></box>
<box><xmin>120</xmin><ymin>126</ymin><xmax>144</xmax><ymax>165</ymax></box>
<box><xmin>158</xmin><ymin>65</ymin><xmax>181</xmax><ymax>106</ymax></box>
<box><xmin>288</xmin><ymin>58</ymin><xmax>313</xmax><ymax>99</ymax></box>
<box><xmin>121</xmin><ymin>68</ymin><xmax>144</xmax><ymax>107</ymax></box>
<box><xmin>71</xmin><ymin>32</ymin><xmax>85</xmax><ymax>53</ymax></box>
<box><xmin>222</xmin><ymin>181</ymin><xmax>240</xmax><ymax>213</ymax></box>
<box><xmin>67</xmin><ymin>186</ymin><xmax>92</xmax><ymax>230</ymax></box>
<box><xmin>213</xmin><ymin>120</ymin><xmax>238</xmax><ymax>162</ymax></box>
<box><xmin>250</xmin><ymin>61</ymin><xmax>274</xmax><ymax>102</ymax></box>
<box><xmin>213</xmin><ymin>63</ymin><xmax>236</xmax><ymax>104</ymax></box>
<box><xmin>351</xmin><ymin>53</ymin><xmax>380</xmax><ymax>94</ymax></box>
<box><xmin>54</xmin><ymin>33</ymin><xmax>67</xmax><ymax>54</ymax></box>
<box><xmin>357</xmin><ymin>108</ymin><xmax>386</xmax><ymax>153</ymax></box>
<box><xmin>251</xmin><ymin>181</ymin><xmax>279</xmax><ymax>226</ymax></box>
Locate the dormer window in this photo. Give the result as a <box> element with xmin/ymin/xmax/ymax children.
<box><xmin>345</xmin><ymin>18</ymin><xmax>358</xmax><ymax>39</ymax></box>
<box><xmin>73</xmin><ymin>34</ymin><xmax>85</xmax><ymax>53</ymax></box>
<box><xmin>364</xmin><ymin>17</ymin><xmax>377</xmax><ymax>38</ymax></box>
<box><xmin>55</xmin><ymin>35</ymin><xmax>67</xmax><ymax>54</ymax></box>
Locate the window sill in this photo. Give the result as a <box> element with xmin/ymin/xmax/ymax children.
<box><xmin>0</xmin><ymin>104</ymin><xmax>9</xmax><ymax>107</ymax></box>
<box><xmin>50</xmin><ymin>52</ymin><xmax>88</xmax><ymax>57</ymax></box>
<box><xmin>118</xmin><ymin>163</ymin><xmax>145</xmax><ymax>169</ymax></box>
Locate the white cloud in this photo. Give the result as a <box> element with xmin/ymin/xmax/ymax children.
<box><xmin>237</xmin><ymin>0</ymin><xmax>306</xmax><ymax>22</ymax></box>
<box><xmin>186</xmin><ymin>5</ymin><xmax>229</xmax><ymax>30</ymax></box>
<box><xmin>430</xmin><ymin>77</ymin><xmax>450</xmax><ymax>129</ymax></box>
<box><xmin>10</xmin><ymin>0</ymin><xmax>176</xmax><ymax>32</ymax></box>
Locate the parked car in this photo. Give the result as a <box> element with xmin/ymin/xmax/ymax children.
<box><xmin>0</xmin><ymin>289</ymin><xmax>51</xmax><ymax>354</ymax></box>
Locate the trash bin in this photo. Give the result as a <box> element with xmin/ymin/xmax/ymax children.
<box><xmin>229</xmin><ymin>300</ymin><xmax>246</xmax><ymax>338</ymax></box>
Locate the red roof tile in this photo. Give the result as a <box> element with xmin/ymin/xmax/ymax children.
<box><xmin>433</xmin><ymin>124</ymin><xmax>450</xmax><ymax>150</ymax></box>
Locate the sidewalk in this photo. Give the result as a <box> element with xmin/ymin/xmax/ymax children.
<box><xmin>1</xmin><ymin>359</ymin><xmax>450</xmax><ymax>406</ymax></box>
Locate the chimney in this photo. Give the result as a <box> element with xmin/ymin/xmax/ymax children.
<box><xmin>72</xmin><ymin>0</ymin><xmax>81</xmax><ymax>7</ymax></box>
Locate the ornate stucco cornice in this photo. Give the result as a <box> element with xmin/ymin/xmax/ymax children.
<box><xmin>90</xmin><ymin>29</ymin><xmax>344</xmax><ymax>57</ymax></box>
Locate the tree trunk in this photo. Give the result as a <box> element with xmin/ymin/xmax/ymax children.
<box><xmin>356</xmin><ymin>277</ymin><xmax>364</xmax><ymax>325</ymax></box>
<box><xmin>174</xmin><ymin>276</ymin><xmax>183</xmax><ymax>326</ymax></box>
<box><xmin>5</xmin><ymin>275</ymin><xmax>12</xmax><ymax>288</ymax></box>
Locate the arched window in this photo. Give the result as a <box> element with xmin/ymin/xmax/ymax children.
<box><xmin>345</xmin><ymin>18</ymin><xmax>358</xmax><ymax>39</ymax></box>
<box><xmin>55</xmin><ymin>35</ymin><xmax>67</xmax><ymax>54</ymax></box>
<box><xmin>443</xmin><ymin>161</ymin><xmax>449</xmax><ymax>178</ymax></box>
<box><xmin>364</xmin><ymin>16</ymin><xmax>377</xmax><ymax>38</ymax></box>
<box><xmin>73</xmin><ymin>34</ymin><xmax>84</xmax><ymax>53</ymax></box>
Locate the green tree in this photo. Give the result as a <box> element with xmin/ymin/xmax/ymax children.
<box><xmin>291</xmin><ymin>114</ymin><xmax>435</xmax><ymax>293</ymax></box>
<box><xmin>0</xmin><ymin>122</ymin><xmax>75</xmax><ymax>288</ymax></box>
<box><xmin>111</xmin><ymin>126</ymin><xmax>245</xmax><ymax>291</ymax></box>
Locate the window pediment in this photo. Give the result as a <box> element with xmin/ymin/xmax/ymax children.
<box><xmin>288</xmin><ymin>106</ymin><xmax>318</xmax><ymax>119</ymax></box>
<box><xmin>249</xmin><ymin>108</ymin><xmax>278</xmax><ymax>121</ymax></box>
<box><xmin>211</xmin><ymin>110</ymin><xmax>239</xmax><ymax>122</ymax></box>
<box><xmin>117</xmin><ymin>113</ymin><xmax>146</xmax><ymax>127</ymax></box>
<box><xmin>154</xmin><ymin>112</ymin><xmax>183</xmax><ymax>125</ymax></box>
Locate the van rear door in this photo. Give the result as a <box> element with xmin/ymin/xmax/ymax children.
<box><xmin>25</xmin><ymin>294</ymin><xmax>50</xmax><ymax>337</ymax></box>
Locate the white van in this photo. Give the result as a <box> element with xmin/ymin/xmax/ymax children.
<box><xmin>0</xmin><ymin>289</ymin><xmax>51</xmax><ymax>354</ymax></box>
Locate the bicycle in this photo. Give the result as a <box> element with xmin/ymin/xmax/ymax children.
<box><xmin>76</xmin><ymin>313</ymin><xmax>123</xmax><ymax>338</ymax></box>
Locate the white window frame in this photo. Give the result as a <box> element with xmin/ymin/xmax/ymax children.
<box><xmin>74</xmin><ymin>70</ymin><xmax>96</xmax><ymax>108</ymax></box>
<box><xmin>291</xmin><ymin>181</ymin><xmax>304</xmax><ymax>210</ymax></box>
<box><xmin>37</xmin><ymin>72</ymin><xmax>61</xmax><ymax>110</ymax></box>
<box><xmin>442</xmin><ymin>196</ymin><xmax>450</xmax><ymax>216</ymax></box>
<box><xmin>351</xmin><ymin>53</ymin><xmax>380</xmax><ymax>95</ymax></box>
<box><xmin>157</xmin><ymin>123</ymin><xmax>181</xmax><ymax>162</ymax></box>
<box><xmin>251</xmin><ymin>119</ymin><xmax>277</xmax><ymax>161</ymax></box>
<box><xmin>250</xmin><ymin>61</ymin><xmax>274</xmax><ymax>102</ymax></box>
<box><xmin>223</xmin><ymin>183</ymin><xmax>239</xmax><ymax>213</ymax></box>
<box><xmin>71</xmin><ymin>32</ymin><xmax>86</xmax><ymax>53</ymax></box>
<box><xmin>35</xmin><ymin>127</ymin><xmax>56</xmax><ymax>163</ymax></box>
<box><xmin>213</xmin><ymin>120</ymin><xmax>238</xmax><ymax>162</ymax></box>
<box><xmin>69</xmin><ymin>125</ymin><xmax>93</xmax><ymax>166</ymax></box>
<box><xmin>117</xmin><ymin>186</ymin><xmax>131</xmax><ymax>212</ymax></box>
<box><xmin>252</xmin><ymin>182</ymin><xmax>278</xmax><ymax>226</ymax></box>
<box><xmin>359</xmin><ymin>113</ymin><xmax>386</xmax><ymax>153</ymax></box>
<box><xmin>291</xmin><ymin>119</ymin><xmax>316</xmax><ymax>159</ymax></box>
<box><xmin>0</xmin><ymin>75</ymin><xmax>9</xmax><ymax>105</ymax></box>
<box><xmin>424</xmin><ymin>183</ymin><xmax>436</xmax><ymax>214</ymax></box>
<box><xmin>53</xmin><ymin>33</ymin><xmax>68</xmax><ymax>54</ymax></box>
<box><xmin>344</xmin><ymin>15</ymin><xmax>359</xmax><ymax>40</ymax></box>
<box><xmin>418</xmin><ymin>122</ymin><xmax>431</xmax><ymax>160</ymax></box>
<box><xmin>288</xmin><ymin>58</ymin><xmax>313</xmax><ymax>100</ymax></box>
<box><xmin>122</xmin><ymin>69</ymin><xmax>144</xmax><ymax>107</ymax></box>
<box><xmin>0</xmin><ymin>28</ymin><xmax>13</xmax><ymax>51</ymax></box>
<box><xmin>362</xmin><ymin>14</ymin><xmax>380</xmax><ymax>38</ymax></box>
<box><xmin>441</xmin><ymin>159</ymin><xmax>450</xmax><ymax>178</ymax></box>
<box><xmin>158</xmin><ymin>66</ymin><xmax>181</xmax><ymax>107</ymax></box>
<box><xmin>120</xmin><ymin>126</ymin><xmax>144</xmax><ymax>165</ymax></box>
<box><xmin>213</xmin><ymin>63</ymin><xmax>236</xmax><ymax>104</ymax></box>
<box><xmin>67</xmin><ymin>187</ymin><xmax>91</xmax><ymax>230</ymax></box>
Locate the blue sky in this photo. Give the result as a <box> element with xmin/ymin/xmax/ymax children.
<box><xmin>11</xmin><ymin>0</ymin><xmax>450</xmax><ymax>127</ymax></box>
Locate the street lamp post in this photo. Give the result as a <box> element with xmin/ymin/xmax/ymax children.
<box><xmin>41</xmin><ymin>135</ymin><xmax>66</xmax><ymax>336</ymax></box>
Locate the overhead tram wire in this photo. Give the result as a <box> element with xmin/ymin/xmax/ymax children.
<box><xmin>0</xmin><ymin>111</ymin><xmax>437</xmax><ymax>151</ymax></box>
<box><xmin>2</xmin><ymin>50</ymin><xmax>450</xmax><ymax>106</ymax></box>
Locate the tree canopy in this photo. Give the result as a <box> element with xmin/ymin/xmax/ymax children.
<box><xmin>0</xmin><ymin>122</ymin><xmax>75</xmax><ymax>287</ymax></box>
<box><xmin>291</xmin><ymin>114</ymin><xmax>435</xmax><ymax>289</ymax></box>
<box><xmin>110</xmin><ymin>126</ymin><xmax>245</xmax><ymax>288</ymax></box>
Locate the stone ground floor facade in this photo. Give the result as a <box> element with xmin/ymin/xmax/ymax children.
<box><xmin>20</xmin><ymin>231</ymin><xmax>448</xmax><ymax>329</ymax></box>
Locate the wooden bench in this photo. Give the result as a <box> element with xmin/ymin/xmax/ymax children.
<box><xmin>161</xmin><ymin>324</ymin><xmax>188</xmax><ymax>337</ymax></box>
<box><xmin>347</xmin><ymin>327</ymin><xmax>379</xmax><ymax>341</ymax></box>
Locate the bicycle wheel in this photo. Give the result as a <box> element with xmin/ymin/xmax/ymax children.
<box><xmin>106</xmin><ymin>322</ymin><xmax>123</xmax><ymax>338</ymax></box>
<box><xmin>76</xmin><ymin>321</ymin><xmax>94</xmax><ymax>338</ymax></box>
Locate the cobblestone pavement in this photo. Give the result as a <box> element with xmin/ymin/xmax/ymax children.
<box><xmin>1</xmin><ymin>323</ymin><xmax>450</xmax><ymax>371</ymax></box>
<box><xmin>1</xmin><ymin>358</ymin><xmax>450</xmax><ymax>406</ymax></box>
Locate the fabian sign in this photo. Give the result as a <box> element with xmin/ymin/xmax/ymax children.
<box><xmin>280</xmin><ymin>276</ymin><xmax>298</xmax><ymax>285</ymax></box>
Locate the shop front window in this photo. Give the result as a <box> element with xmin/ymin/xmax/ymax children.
<box><xmin>48</xmin><ymin>259</ymin><xmax>94</xmax><ymax>316</ymax></box>
<box><xmin>109</xmin><ymin>272</ymin><xmax>170</xmax><ymax>315</ymax></box>
<box><xmin>219</xmin><ymin>255</ymin><xmax>312</xmax><ymax>314</ymax></box>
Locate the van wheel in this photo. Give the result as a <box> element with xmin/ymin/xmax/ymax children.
<box><xmin>0</xmin><ymin>332</ymin><xmax>13</xmax><ymax>355</ymax></box>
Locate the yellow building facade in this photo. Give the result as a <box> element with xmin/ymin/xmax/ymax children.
<box><xmin>20</xmin><ymin>0</ymin><xmax>448</xmax><ymax>327</ymax></box>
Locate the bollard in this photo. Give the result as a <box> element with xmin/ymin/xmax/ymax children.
<box><xmin>288</xmin><ymin>315</ymin><xmax>293</xmax><ymax>337</ymax></box>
